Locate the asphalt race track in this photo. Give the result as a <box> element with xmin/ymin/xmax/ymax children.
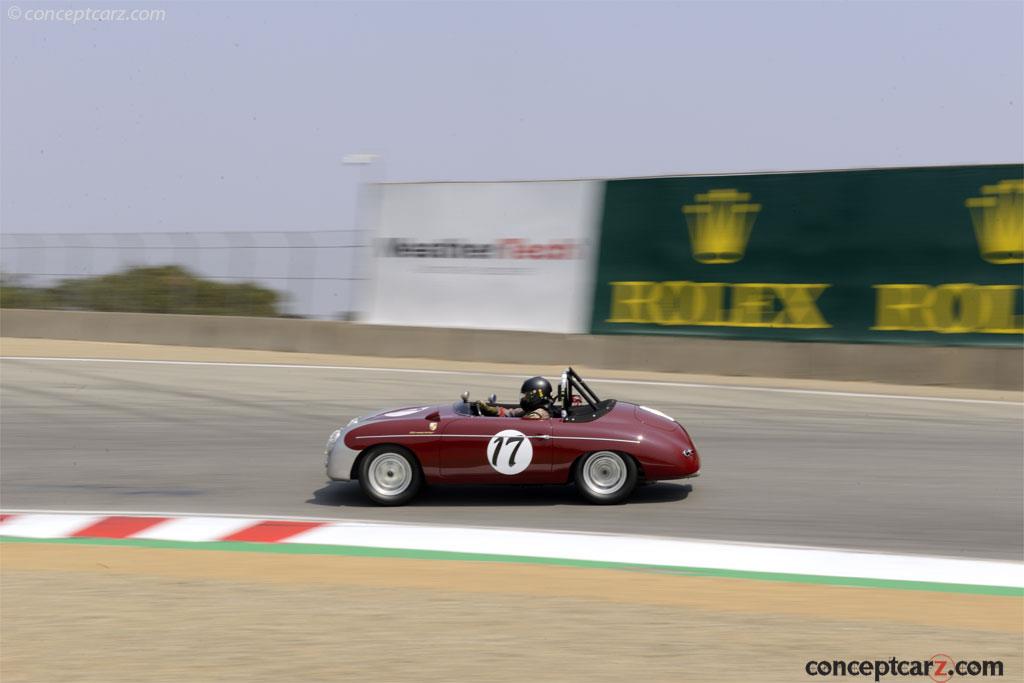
<box><xmin>1</xmin><ymin>357</ymin><xmax>1021</xmax><ymax>560</ymax></box>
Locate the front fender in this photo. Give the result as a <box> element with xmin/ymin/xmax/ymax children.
<box><xmin>325</xmin><ymin>422</ymin><xmax>361</xmax><ymax>480</ymax></box>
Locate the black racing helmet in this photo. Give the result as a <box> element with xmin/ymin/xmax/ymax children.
<box><xmin>520</xmin><ymin>376</ymin><xmax>553</xmax><ymax>411</ymax></box>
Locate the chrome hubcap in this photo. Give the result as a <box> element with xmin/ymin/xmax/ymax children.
<box><xmin>582</xmin><ymin>452</ymin><xmax>627</xmax><ymax>494</ymax></box>
<box><xmin>367</xmin><ymin>454</ymin><xmax>411</xmax><ymax>497</ymax></box>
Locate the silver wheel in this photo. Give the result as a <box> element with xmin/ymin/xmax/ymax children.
<box><xmin>366</xmin><ymin>452</ymin><xmax>412</xmax><ymax>498</ymax></box>
<box><xmin>581</xmin><ymin>451</ymin><xmax>628</xmax><ymax>494</ymax></box>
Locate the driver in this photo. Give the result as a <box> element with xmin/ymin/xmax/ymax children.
<box><xmin>477</xmin><ymin>376</ymin><xmax>554</xmax><ymax>420</ymax></box>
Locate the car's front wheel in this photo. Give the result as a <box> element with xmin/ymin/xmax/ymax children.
<box><xmin>358</xmin><ymin>446</ymin><xmax>422</xmax><ymax>506</ymax></box>
<box><xmin>575</xmin><ymin>451</ymin><xmax>638</xmax><ymax>504</ymax></box>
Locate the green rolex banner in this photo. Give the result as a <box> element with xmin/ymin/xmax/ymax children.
<box><xmin>589</xmin><ymin>165</ymin><xmax>1024</xmax><ymax>346</ymax></box>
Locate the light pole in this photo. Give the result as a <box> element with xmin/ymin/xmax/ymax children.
<box><xmin>342</xmin><ymin>153</ymin><xmax>379</xmax><ymax>320</ymax></box>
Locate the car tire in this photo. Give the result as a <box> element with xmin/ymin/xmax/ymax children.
<box><xmin>575</xmin><ymin>451</ymin><xmax>638</xmax><ymax>505</ymax></box>
<box><xmin>358</xmin><ymin>446</ymin><xmax>422</xmax><ymax>506</ymax></box>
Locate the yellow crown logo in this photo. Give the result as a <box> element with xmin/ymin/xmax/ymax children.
<box><xmin>965</xmin><ymin>179</ymin><xmax>1023</xmax><ymax>265</ymax></box>
<box><xmin>682</xmin><ymin>188</ymin><xmax>761</xmax><ymax>264</ymax></box>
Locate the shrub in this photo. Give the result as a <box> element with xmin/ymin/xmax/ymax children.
<box><xmin>0</xmin><ymin>266</ymin><xmax>282</xmax><ymax>317</ymax></box>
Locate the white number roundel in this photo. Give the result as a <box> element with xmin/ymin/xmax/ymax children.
<box><xmin>487</xmin><ymin>429</ymin><xmax>533</xmax><ymax>475</ymax></box>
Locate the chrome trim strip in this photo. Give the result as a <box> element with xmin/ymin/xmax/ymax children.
<box><xmin>355</xmin><ymin>434</ymin><xmax>543</xmax><ymax>439</ymax></box>
<box><xmin>354</xmin><ymin>434</ymin><xmax>641</xmax><ymax>444</ymax></box>
<box><xmin>553</xmin><ymin>436</ymin><xmax>642</xmax><ymax>444</ymax></box>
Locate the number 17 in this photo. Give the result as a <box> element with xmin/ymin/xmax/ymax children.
<box><xmin>490</xmin><ymin>435</ymin><xmax>524</xmax><ymax>466</ymax></box>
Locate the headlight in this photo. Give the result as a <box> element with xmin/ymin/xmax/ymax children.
<box><xmin>326</xmin><ymin>429</ymin><xmax>343</xmax><ymax>449</ymax></box>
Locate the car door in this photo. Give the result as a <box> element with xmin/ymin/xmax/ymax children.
<box><xmin>439</xmin><ymin>415</ymin><xmax>553</xmax><ymax>483</ymax></box>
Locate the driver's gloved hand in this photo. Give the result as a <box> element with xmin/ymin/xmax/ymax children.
<box><xmin>476</xmin><ymin>400</ymin><xmax>499</xmax><ymax>416</ymax></box>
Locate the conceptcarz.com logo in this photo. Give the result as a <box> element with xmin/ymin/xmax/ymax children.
<box><xmin>804</xmin><ymin>654</ymin><xmax>1004</xmax><ymax>682</ymax></box>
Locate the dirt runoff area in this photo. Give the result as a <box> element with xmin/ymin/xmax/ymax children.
<box><xmin>1</xmin><ymin>542</ymin><xmax>1020</xmax><ymax>683</ymax></box>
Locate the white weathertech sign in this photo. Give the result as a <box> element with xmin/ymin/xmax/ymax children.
<box><xmin>487</xmin><ymin>429</ymin><xmax>533</xmax><ymax>475</ymax></box>
<box><xmin>365</xmin><ymin>181</ymin><xmax>600</xmax><ymax>332</ymax></box>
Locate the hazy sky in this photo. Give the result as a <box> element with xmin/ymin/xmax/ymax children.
<box><xmin>2</xmin><ymin>0</ymin><xmax>1022</xmax><ymax>234</ymax></box>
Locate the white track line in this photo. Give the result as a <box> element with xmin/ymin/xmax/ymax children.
<box><xmin>2</xmin><ymin>510</ymin><xmax>1021</xmax><ymax>588</ymax></box>
<box><xmin>0</xmin><ymin>507</ymin><xmax>1007</xmax><ymax>562</ymax></box>
<box><xmin>2</xmin><ymin>356</ymin><xmax>1019</xmax><ymax>406</ymax></box>
<box><xmin>286</xmin><ymin>523</ymin><xmax>1024</xmax><ymax>588</ymax></box>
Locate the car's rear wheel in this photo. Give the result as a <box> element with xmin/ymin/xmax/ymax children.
<box><xmin>358</xmin><ymin>446</ymin><xmax>422</xmax><ymax>506</ymax></box>
<box><xmin>575</xmin><ymin>451</ymin><xmax>638</xmax><ymax>505</ymax></box>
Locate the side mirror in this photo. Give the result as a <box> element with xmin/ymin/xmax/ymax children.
<box><xmin>461</xmin><ymin>391</ymin><xmax>470</xmax><ymax>403</ymax></box>
<box><xmin>488</xmin><ymin>393</ymin><xmax>497</xmax><ymax>405</ymax></box>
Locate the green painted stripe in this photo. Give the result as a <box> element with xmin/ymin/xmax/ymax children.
<box><xmin>2</xmin><ymin>535</ymin><xmax>1020</xmax><ymax>597</ymax></box>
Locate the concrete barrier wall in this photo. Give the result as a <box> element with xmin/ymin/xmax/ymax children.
<box><xmin>2</xmin><ymin>309</ymin><xmax>1020</xmax><ymax>390</ymax></box>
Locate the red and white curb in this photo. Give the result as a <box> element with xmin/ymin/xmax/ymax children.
<box><xmin>1</xmin><ymin>511</ymin><xmax>1022</xmax><ymax>590</ymax></box>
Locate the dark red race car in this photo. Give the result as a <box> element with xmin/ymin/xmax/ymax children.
<box><xmin>324</xmin><ymin>368</ymin><xmax>700</xmax><ymax>505</ymax></box>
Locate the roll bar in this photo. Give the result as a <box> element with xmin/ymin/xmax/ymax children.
<box><xmin>558</xmin><ymin>367</ymin><xmax>601</xmax><ymax>414</ymax></box>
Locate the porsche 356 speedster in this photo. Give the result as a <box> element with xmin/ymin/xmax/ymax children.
<box><xmin>324</xmin><ymin>368</ymin><xmax>700</xmax><ymax>505</ymax></box>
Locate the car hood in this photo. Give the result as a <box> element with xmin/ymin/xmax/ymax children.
<box><xmin>356</xmin><ymin>405</ymin><xmax>435</xmax><ymax>423</ymax></box>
